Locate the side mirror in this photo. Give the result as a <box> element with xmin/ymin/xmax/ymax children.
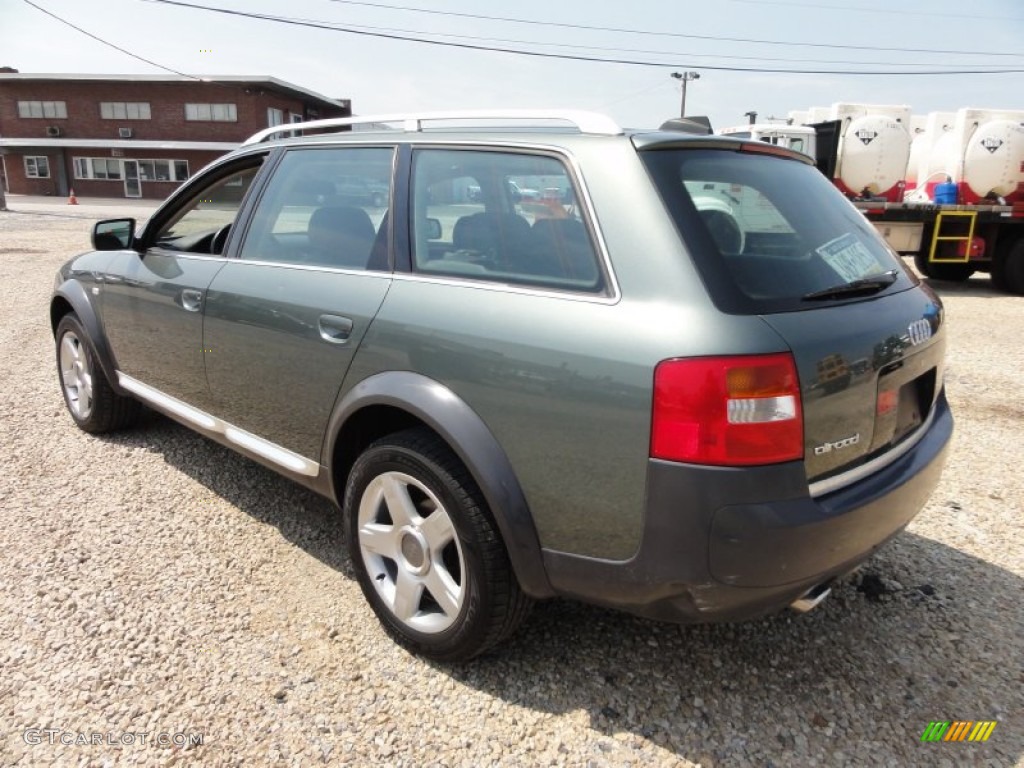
<box><xmin>425</xmin><ymin>217</ymin><xmax>442</xmax><ymax>240</ymax></box>
<box><xmin>92</xmin><ymin>218</ymin><xmax>136</xmax><ymax>251</ymax></box>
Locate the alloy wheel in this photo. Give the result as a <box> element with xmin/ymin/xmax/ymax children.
<box><xmin>59</xmin><ymin>331</ymin><xmax>93</xmax><ymax>419</ymax></box>
<box><xmin>357</xmin><ymin>471</ymin><xmax>466</xmax><ymax>634</ymax></box>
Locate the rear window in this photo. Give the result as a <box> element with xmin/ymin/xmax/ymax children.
<box><xmin>641</xmin><ymin>148</ymin><xmax>914</xmax><ymax>313</ymax></box>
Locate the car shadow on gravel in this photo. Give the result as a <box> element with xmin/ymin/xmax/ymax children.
<box><xmin>448</xmin><ymin>531</ymin><xmax>1023</xmax><ymax>765</ymax></box>
<box><xmin>96</xmin><ymin>412</ymin><xmax>1021</xmax><ymax>765</ymax></box>
<box><xmin>94</xmin><ymin>409</ymin><xmax>351</xmax><ymax>577</ymax></box>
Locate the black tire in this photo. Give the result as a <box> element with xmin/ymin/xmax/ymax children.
<box><xmin>55</xmin><ymin>313</ymin><xmax>140</xmax><ymax>433</ymax></box>
<box><xmin>914</xmin><ymin>251</ymin><xmax>974</xmax><ymax>282</ymax></box>
<box><xmin>912</xmin><ymin>250</ymin><xmax>933</xmax><ymax>278</ymax></box>
<box><xmin>343</xmin><ymin>428</ymin><xmax>531</xmax><ymax>661</ymax></box>
<box><xmin>994</xmin><ymin>237</ymin><xmax>1024</xmax><ymax>295</ymax></box>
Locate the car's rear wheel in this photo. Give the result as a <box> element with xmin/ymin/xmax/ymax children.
<box><xmin>914</xmin><ymin>251</ymin><xmax>974</xmax><ymax>282</ymax></box>
<box><xmin>994</xmin><ymin>237</ymin><xmax>1024</xmax><ymax>295</ymax></box>
<box><xmin>344</xmin><ymin>428</ymin><xmax>531</xmax><ymax>660</ymax></box>
<box><xmin>55</xmin><ymin>313</ymin><xmax>139</xmax><ymax>433</ymax></box>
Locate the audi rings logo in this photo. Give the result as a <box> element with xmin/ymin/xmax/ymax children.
<box><xmin>908</xmin><ymin>319</ymin><xmax>932</xmax><ymax>346</ymax></box>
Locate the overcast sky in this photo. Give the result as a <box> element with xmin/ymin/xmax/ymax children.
<box><xmin>2</xmin><ymin>0</ymin><xmax>1023</xmax><ymax>131</ymax></box>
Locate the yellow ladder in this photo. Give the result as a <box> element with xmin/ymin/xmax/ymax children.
<box><xmin>928</xmin><ymin>210</ymin><xmax>977</xmax><ymax>263</ymax></box>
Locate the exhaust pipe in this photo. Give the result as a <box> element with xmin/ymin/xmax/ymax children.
<box><xmin>790</xmin><ymin>583</ymin><xmax>832</xmax><ymax>614</ymax></box>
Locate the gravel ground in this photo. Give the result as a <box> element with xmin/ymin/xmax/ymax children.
<box><xmin>1</xmin><ymin>203</ymin><xmax>1021</xmax><ymax>767</ymax></box>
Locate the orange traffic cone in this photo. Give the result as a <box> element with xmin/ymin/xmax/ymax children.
<box><xmin>68</xmin><ymin>188</ymin><xmax>78</xmax><ymax>205</ymax></box>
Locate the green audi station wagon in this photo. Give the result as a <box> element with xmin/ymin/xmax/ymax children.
<box><xmin>51</xmin><ymin>111</ymin><xmax>952</xmax><ymax>660</ymax></box>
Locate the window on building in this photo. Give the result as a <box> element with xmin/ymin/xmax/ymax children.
<box><xmin>100</xmin><ymin>102</ymin><xmax>152</xmax><ymax>120</ymax></box>
<box><xmin>73</xmin><ymin>157</ymin><xmax>190</xmax><ymax>182</ymax></box>
<box><xmin>267</xmin><ymin>107</ymin><xmax>285</xmax><ymax>127</ymax></box>
<box><xmin>17</xmin><ymin>101</ymin><xmax>68</xmax><ymax>119</ymax></box>
<box><xmin>93</xmin><ymin>159</ymin><xmax>122</xmax><ymax>180</ymax></box>
<box><xmin>24</xmin><ymin>156</ymin><xmax>51</xmax><ymax>178</ymax></box>
<box><xmin>185</xmin><ymin>103</ymin><xmax>237</xmax><ymax>122</ymax></box>
<box><xmin>138</xmin><ymin>160</ymin><xmax>171</xmax><ymax>181</ymax></box>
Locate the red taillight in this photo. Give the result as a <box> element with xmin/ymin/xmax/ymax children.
<box><xmin>651</xmin><ymin>353</ymin><xmax>803</xmax><ymax>466</ymax></box>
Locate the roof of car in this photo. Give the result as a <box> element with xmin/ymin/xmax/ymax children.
<box><xmin>231</xmin><ymin>110</ymin><xmax>812</xmax><ymax>166</ymax></box>
<box><xmin>242</xmin><ymin>110</ymin><xmax>626</xmax><ymax>145</ymax></box>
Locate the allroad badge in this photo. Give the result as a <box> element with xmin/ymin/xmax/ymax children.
<box><xmin>814</xmin><ymin>434</ymin><xmax>861</xmax><ymax>456</ymax></box>
<box><xmin>908</xmin><ymin>319</ymin><xmax>932</xmax><ymax>346</ymax></box>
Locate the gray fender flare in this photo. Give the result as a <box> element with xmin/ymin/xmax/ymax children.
<box><xmin>325</xmin><ymin>371</ymin><xmax>554</xmax><ymax>599</ymax></box>
<box><xmin>51</xmin><ymin>280</ymin><xmax>125</xmax><ymax>397</ymax></box>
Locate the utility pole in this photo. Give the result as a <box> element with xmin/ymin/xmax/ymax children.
<box><xmin>670</xmin><ymin>71</ymin><xmax>700</xmax><ymax>117</ymax></box>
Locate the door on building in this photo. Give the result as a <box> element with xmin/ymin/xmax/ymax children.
<box><xmin>123</xmin><ymin>160</ymin><xmax>141</xmax><ymax>198</ymax></box>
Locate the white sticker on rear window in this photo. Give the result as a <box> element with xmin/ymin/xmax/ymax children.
<box><xmin>816</xmin><ymin>232</ymin><xmax>884</xmax><ymax>283</ymax></box>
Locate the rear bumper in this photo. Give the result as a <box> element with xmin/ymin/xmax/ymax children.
<box><xmin>542</xmin><ymin>390</ymin><xmax>953</xmax><ymax>623</ymax></box>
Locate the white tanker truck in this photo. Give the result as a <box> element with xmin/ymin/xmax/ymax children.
<box><xmin>719</xmin><ymin>103</ymin><xmax>1024</xmax><ymax>294</ymax></box>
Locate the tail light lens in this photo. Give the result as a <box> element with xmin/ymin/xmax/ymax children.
<box><xmin>651</xmin><ymin>353</ymin><xmax>803</xmax><ymax>465</ymax></box>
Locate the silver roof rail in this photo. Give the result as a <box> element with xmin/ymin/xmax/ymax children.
<box><xmin>243</xmin><ymin>109</ymin><xmax>623</xmax><ymax>145</ymax></box>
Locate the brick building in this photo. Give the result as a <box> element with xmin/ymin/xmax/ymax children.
<box><xmin>0</xmin><ymin>73</ymin><xmax>350</xmax><ymax>199</ymax></box>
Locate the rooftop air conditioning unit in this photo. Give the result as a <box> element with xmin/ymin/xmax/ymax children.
<box><xmin>118</xmin><ymin>127</ymin><xmax>134</xmax><ymax>139</ymax></box>
<box><xmin>45</xmin><ymin>125</ymin><xmax>62</xmax><ymax>137</ymax></box>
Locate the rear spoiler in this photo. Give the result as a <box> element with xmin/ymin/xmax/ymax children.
<box><xmin>659</xmin><ymin>116</ymin><xmax>713</xmax><ymax>135</ymax></box>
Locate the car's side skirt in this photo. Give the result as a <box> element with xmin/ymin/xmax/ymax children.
<box><xmin>117</xmin><ymin>373</ymin><xmax>320</xmax><ymax>478</ymax></box>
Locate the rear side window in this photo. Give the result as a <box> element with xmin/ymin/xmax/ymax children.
<box><xmin>641</xmin><ymin>149</ymin><xmax>913</xmax><ymax>313</ymax></box>
<box><xmin>410</xmin><ymin>149</ymin><xmax>604</xmax><ymax>293</ymax></box>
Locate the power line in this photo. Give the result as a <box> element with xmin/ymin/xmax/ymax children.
<box><xmin>317</xmin><ymin>0</ymin><xmax>1024</xmax><ymax>58</ymax></box>
<box><xmin>727</xmin><ymin>0</ymin><xmax>1023</xmax><ymax>22</ymax></box>
<box><xmin>268</xmin><ymin>14</ymin><xmax>1021</xmax><ymax>68</ymax></box>
<box><xmin>143</xmin><ymin>0</ymin><xmax>1024</xmax><ymax>74</ymax></box>
<box><xmin>21</xmin><ymin>0</ymin><xmax>198</xmax><ymax>79</ymax></box>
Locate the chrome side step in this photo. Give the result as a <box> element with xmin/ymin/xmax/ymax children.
<box><xmin>790</xmin><ymin>583</ymin><xmax>832</xmax><ymax>614</ymax></box>
<box><xmin>117</xmin><ymin>373</ymin><xmax>320</xmax><ymax>477</ymax></box>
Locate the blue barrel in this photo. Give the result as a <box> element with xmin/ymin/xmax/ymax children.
<box><xmin>934</xmin><ymin>182</ymin><xmax>958</xmax><ymax>205</ymax></box>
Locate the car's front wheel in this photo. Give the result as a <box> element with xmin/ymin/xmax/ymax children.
<box><xmin>344</xmin><ymin>428</ymin><xmax>531</xmax><ymax>660</ymax></box>
<box><xmin>55</xmin><ymin>313</ymin><xmax>139</xmax><ymax>433</ymax></box>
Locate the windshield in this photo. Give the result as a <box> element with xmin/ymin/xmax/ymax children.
<box><xmin>641</xmin><ymin>148</ymin><xmax>915</xmax><ymax>313</ymax></box>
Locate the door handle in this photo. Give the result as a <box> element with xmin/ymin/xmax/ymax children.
<box><xmin>318</xmin><ymin>314</ymin><xmax>353</xmax><ymax>344</ymax></box>
<box><xmin>179</xmin><ymin>289</ymin><xmax>203</xmax><ymax>312</ymax></box>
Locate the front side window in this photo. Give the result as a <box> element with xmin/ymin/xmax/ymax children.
<box><xmin>24</xmin><ymin>156</ymin><xmax>51</xmax><ymax>178</ymax></box>
<box><xmin>238</xmin><ymin>147</ymin><xmax>393</xmax><ymax>270</ymax></box>
<box><xmin>151</xmin><ymin>159</ymin><xmax>265</xmax><ymax>254</ymax></box>
<box><xmin>410</xmin><ymin>149</ymin><xmax>603</xmax><ymax>293</ymax></box>
<box><xmin>641</xmin><ymin>148</ymin><xmax>913</xmax><ymax>313</ymax></box>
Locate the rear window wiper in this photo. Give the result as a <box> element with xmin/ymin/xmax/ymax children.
<box><xmin>802</xmin><ymin>270</ymin><xmax>899</xmax><ymax>301</ymax></box>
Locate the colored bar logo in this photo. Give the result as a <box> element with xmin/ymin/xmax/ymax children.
<box><xmin>921</xmin><ymin>721</ymin><xmax>997</xmax><ymax>742</ymax></box>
